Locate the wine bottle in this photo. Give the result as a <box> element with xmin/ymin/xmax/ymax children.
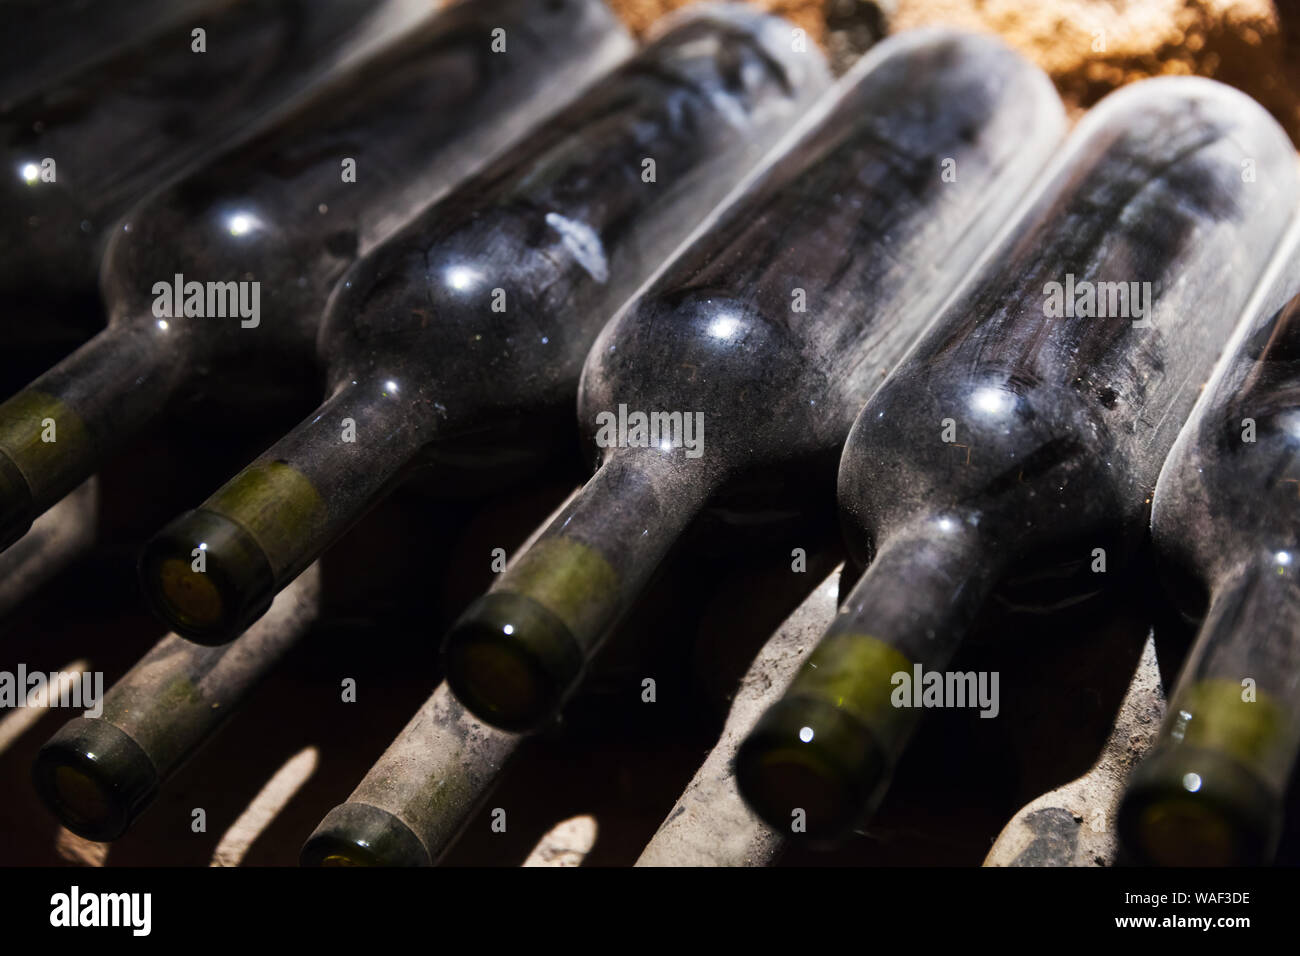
<box><xmin>32</xmin><ymin>565</ymin><xmax>321</xmax><ymax>841</ymax></box>
<box><xmin>735</xmin><ymin>76</ymin><xmax>1299</xmax><ymax>842</ymax></box>
<box><xmin>139</xmin><ymin>3</ymin><xmax>834</xmax><ymax>645</ymax></box>
<box><xmin>441</xmin><ymin>28</ymin><xmax>1068</xmax><ymax>732</ymax></box>
<box><xmin>1</xmin><ymin>0</ymin><xmax>429</xmax><ymax>364</ymax></box>
<box><xmin>301</xmin><ymin>682</ymin><xmax>519</xmax><ymax>866</ymax></box>
<box><xmin>1117</xmin><ymin>220</ymin><xmax>1300</xmax><ymax>865</ymax></box>
<box><xmin>0</xmin><ymin>0</ymin><xmax>635</xmax><ymax>552</ymax></box>
<box><xmin>637</xmin><ymin>565</ymin><xmax>844</xmax><ymax>867</ymax></box>
<box><xmin>0</xmin><ymin>0</ymin><xmax>220</xmax><ymax>102</ymax></box>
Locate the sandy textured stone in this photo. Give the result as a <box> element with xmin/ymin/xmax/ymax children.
<box><xmin>984</xmin><ymin>635</ymin><xmax>1166</xmax><ymax>867</ymax></box>
<box><xmin>609</xmin><ymin>1</ymin><xmax>1300</xmax><ymax>140</ymax></box>
<box><xmin>636</xmin><ymin>568</ymin><xmax>842</xmax><ymax>867</ymax></box>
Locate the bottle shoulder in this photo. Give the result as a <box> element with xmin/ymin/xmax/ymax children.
<box><xmin>838</xmin><ymin>359</ymin><xmax>1137</xmax><ymax>554</ymax></box>
<box><xmin>579</xmin><ymin>289</ymin><xmax>840</xmax><ymax>463</ymax></box>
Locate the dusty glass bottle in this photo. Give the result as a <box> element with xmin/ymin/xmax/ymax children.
<box><xmin>138</xmin><ymin>4</ymin><xmax>833</xmax><ymax>645</ymax></box>
<box><xmin>0</xmin><ymin>0</ymin><xmax>635</xmax><ymax>551</ymax></box>
<box><xmin>1117</xmin><ymin>223</ymin><xmax>1300</xmax><ymax>865</ymax></box>
<box><xmin>439</xmin><ymin>28</ymin><xmax>1068</xmax><ymax>732</ymax></box>
<box><xmin>734</xmin><ymin>76</ymin><xmax>1300</xmax><ymax>842</ymax></box>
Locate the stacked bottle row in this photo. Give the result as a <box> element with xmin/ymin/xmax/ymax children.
<box><xmin>2</xmin><ymin>0</ymin><xmax>1296</xmax><ymax>865</ymax></box>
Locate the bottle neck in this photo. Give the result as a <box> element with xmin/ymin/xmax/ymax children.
<box><xmin>0</xmin><ymin>323</ymin><xmax>182</xmax><ymax>547</ymax></box>
<box><xmin>208</xmin><ymin>378</ymin><xmax>436</xmax><ymax>579</ymax></box>
<box><xmin>735</xmin><ymin>518</ymin><xmax>1004</xmax><ymax>839</ymax></box>
<box><xmin>506</xmin><ymin>448</ymin><xmax>718</xmax><ymax>645</ymax></box>
<box><xmin>1119</xmin><ymin>555</ymin><xmax>1300</xmax><ymax>865</ymax></box>
<box><xmin>141</xmin><ymin>377</ymin><xmax>435</xmax><ymax>643</ymax></box>
<box><xmin>1160</xmin><ymin>556</ymin><xmax>1300</xmax><ymax>792</ymax></box>
<box><xmin>442</xmin><ymin>447</ymin><xmax>719</xmax><ymax>731</ymax></box>
<box><xmin>796</xmin><ymin>518</ymin><xmax>1004</xmax><ymax>756</ymax></box>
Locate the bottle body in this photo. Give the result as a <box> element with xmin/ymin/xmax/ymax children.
<box><xmin>738</xmin><ymin>76</ymin><xmax>1300</xmax><ymax>841</ymax></box>
<box><xmin>441</xmin><ymin>28</ymin><xmax>1069</xmax><ymax>732</ymax></box>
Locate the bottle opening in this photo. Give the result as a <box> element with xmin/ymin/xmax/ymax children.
<box><xmin>736</xmin><ymin>696</ymin><xmax>888</xmax><ymax>842</ymax></box>
<box><xmin>33</xmin><ymin>720</ymin><xmax>158</xmax><ymax>843</ymax></box>
<box><xmin>449</xmin><ymin>639</ymin><xmax>551</xmax><ymax>731</ymax></box>
<box><xmin>50</xmin><ymin>764</ymin><xmax>116</xmax><ymax>836</ymax></box>
<box><xmin>156</xmin><ymin>557</ymin><xmax>224</xmax><ymax>629</ymax></box>
<box><xmin>442</xmin><ymin>591</ymin><xmax>584</xmax><ymax>733</ymax></box>
<box><xmin>139</xmin><ymin>509</ymin><xmax>276</xmax><ymax>644</ymax></box>
<box><xmin>300</xmin><ymin>803</ymin><xmax>430</xmax><ymax>867</ymax></box>
<box><xmin>1134</xmin><ymin>799</ymin><xmax>1238</xmax><ymax>867</ymax></box>
<box><xmin>1118</xmin><ymin>745</ymin><xmax>1280</xmax><ymax>865</ymax></box>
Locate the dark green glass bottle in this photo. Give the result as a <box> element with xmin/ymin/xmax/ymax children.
<box><xmin>1117</xmin><ymin>225</ymin><xmax>1300</xmax><ymax>865</ymax></box>
<box><xmin>1</xmin><ymin>0</ymin><xmax>425</xmax><ymax>376</ymax></box>
<box><xmin>139</xmin><ymin>4</ymin><xmax>833</xmax><ymax>645</ymax></box>
<box><xmin>440</xmin><ymin>28</ymin><xmax>1067</xmax><ymax>732</ymax></box>
<box><xmin>735</xmin><ymin>76</ymin><xmax>1299</xmax><ymax>842</ymax></box>
<box><xmin>32</xmin><ymin>566</ymin><xmax>321</xmax><ymax>841</ymax></box>
<box><xmin>0</xmin><ymin>0</ymin><xmax>634</xmax><ymax>551</ymax></box>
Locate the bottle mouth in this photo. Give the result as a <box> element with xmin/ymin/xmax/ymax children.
<box><xmin>735</xmin><ymin>696</ymin><xmax>889</xmax><ymax>843</ymax></box>
<box><xmin>139</xmin><ymin>509</ymin><xmax>275</xmax><ymax>644</ymax></box>
<box><xmin>441</xmin><ymin>591</ymin><xmax>584</xmax><ymax>733</ymax></box>
<box><xmin>33</xmin><ymin>718</ymin><xmax>159</xmax><ymax>842</ymax></box>
<box><xmin>1118</xmin><ymin>744</ymin><xmax>1281</xmax><ymax>866</ymax></box>
<box><xmin>301</xmin><ymin>803</ymin><xmax>431</xmax><ymax>867</ymax></box>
